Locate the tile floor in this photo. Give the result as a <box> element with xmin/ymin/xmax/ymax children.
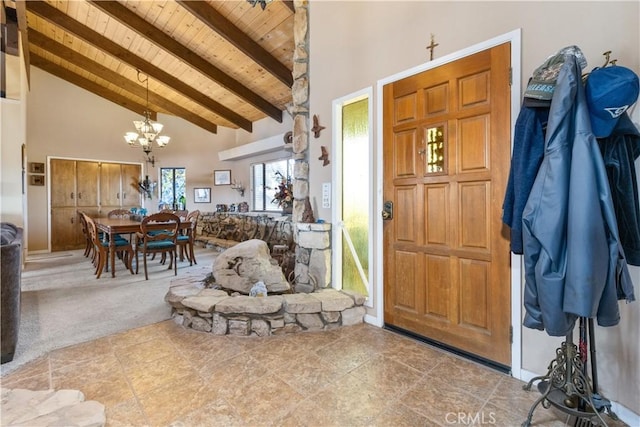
<box><xmin>2</xmin><ymin>320</ymin><xmax>626</xmax><ymax>427</ymax></box>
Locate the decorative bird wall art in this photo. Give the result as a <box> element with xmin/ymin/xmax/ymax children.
<box><xmin>311</xmin><ymin>115</ymin><xmax>326</xmax><ymax>138</ymax></box>
<box><xmin>318</xmin><ymin>146</ymin><xmax>330</xmax><ymax>166</ymax></box>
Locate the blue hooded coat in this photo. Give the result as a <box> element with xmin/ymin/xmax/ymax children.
<box><xmin>521</xmin><ymin>55</ymin><xmax>635</xmax><ymax>337</ymax></box>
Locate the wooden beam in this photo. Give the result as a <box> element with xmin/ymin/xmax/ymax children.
<box><xmin>30</xmin><ymin>52</ymin><xmax>151</xmax><ymax>117</ymax></box>
<box><xmin>283</xmin><ymin>1</ymin><xmax>296</xmax><ymax>14</ymax></box>
<box><xmin>177</xmin><ymin>0</ymin><xmax>293</xmax><ymax>88</ymax></box>
<box><xmin>88</xmin><ymin>0</ymin><xmax>282</xmax><ymax>124</ymax></box>
<box><xmin>29</xmin><ymin>29</ymin><xmax>217</xmax><ymax>134</ymax></box>
<box><xmin>26</xmin><ymin>0</ymin><xmax>252</xmax><ymax>132</ymax></box>
<box><xmin>15</xmin><ymin>0</ymin><xmax>30</xmax><ymax>87</ymax></box>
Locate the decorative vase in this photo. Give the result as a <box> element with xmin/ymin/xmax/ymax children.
<box><xmin>283</xmin><ymin>205</ymin><xmax>293</xmax><ymax>214</ymax></box>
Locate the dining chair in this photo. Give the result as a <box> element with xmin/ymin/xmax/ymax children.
<box><xmin>173</xmin><ymin>209</ymin><xmax>189</xmax><ymax>221</ymax></box>
<box><xmin>84</xmin><ymin>213</ymin><xmax>135</xmax><ymax>279</ymax></box>
<box><xmin>107</xmin><ymin>208</ymin><xmax>131</xmax><ymax>219</ymax></box>
<box><xmin>135</xmin><ymin>212</ymin><xmax>181</xmax><ymax>280</ymax></box>
<box><xmin>78</xmin><ymin>211</ymin><xmax>94</xmax><ymax>260</ymax></box>
<box><xmin>177</xmin><ymin>210</ymin><xmax>199</xmax><ymax>266</ymax></box>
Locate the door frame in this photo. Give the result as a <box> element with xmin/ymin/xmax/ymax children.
<box><xmin>373</xmin><ymin>29</ymin><xmax>523</xmax><ymax>376</ymax></box>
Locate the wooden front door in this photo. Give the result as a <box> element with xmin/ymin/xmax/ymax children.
<box><xmin>383</xmin><ymin>43</ymin><xmax>512</xmax><ymax>366</ymax></box>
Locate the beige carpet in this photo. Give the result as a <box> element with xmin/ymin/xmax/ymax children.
<box><xmin>1</xmin><ymin>246</ymin><xmax>218</xmax><ymax>376</ymax></box>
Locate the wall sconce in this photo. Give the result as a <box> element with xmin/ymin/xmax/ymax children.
<box><xmin>231</xmin><ymin>179</ymin><xmax>245</xmax><ymax>197</ymax></box>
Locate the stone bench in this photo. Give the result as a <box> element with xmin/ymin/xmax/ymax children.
<box><xmin>165</xmin><ymin>269</ymin><xmax>366</xmax><ymax>336</ymax></box>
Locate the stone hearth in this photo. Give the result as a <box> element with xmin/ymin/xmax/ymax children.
<box><xmin>165</xmin><ymin>266</ymin><xmax>366</xmax><ymax>336</ymax></box>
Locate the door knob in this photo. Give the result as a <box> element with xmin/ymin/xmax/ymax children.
<box><xmin>382</xmin><ymin>201</ymin><xmax>393</xmax><ymax>220</ymax></box>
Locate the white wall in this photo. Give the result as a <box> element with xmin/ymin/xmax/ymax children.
<box><xmin>0</xmin><ymin>43</ymin><xmax>26</xmax><ymax>229</ymax></box>
<box><xmin>308</xmin><ymin>0</ymin><xmax>639</xmax><ymax>420</ymax></box>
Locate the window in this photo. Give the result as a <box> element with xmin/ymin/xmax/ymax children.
<box><xmin>333</xmin><ymin>89</ymin><xmax>373</xmax><ymax>305</ymax></box>
<box><xmin>159</xmin><ymin>168</ymin><xmax>186</xmax><ymax>210</ymax></box>
<box><xmin>251</xmin><ymin>158</ymin><xmax>294</xmax><ymax>211</ymax></box>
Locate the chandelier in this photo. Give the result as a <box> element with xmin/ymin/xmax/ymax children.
<box><xmin>123</xmin><ymin>71</ymin><xmax>170</xmax><ymax>163</ymax></box>
<box><xmin>247</xmin><ymin>0</ymin><xmax>272</xmax><ymax>10</ymax></box>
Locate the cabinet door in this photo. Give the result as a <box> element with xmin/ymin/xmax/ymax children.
<box><xmin>50</xmin><ymin>159</ymin><xmax>76</xmax><ymax>207</ymax></box>
<box><xmin>51</xmin><ymin>207</ymin><xmax>80</xmax><ymax>251</ymax></box>
<box><xmin>100</xmin><ymin>163</ymin><xmax>122</xmax><ymax>207</ymax></box>
<box><xmin>121</xmin><ymin>163</ymin><xmax>142</xmax><ymax>208</ymax></box>
<box><xmin>76</xmin><ymin>161</ymin><xmax>99</xmax><ymax>207</ymax></box>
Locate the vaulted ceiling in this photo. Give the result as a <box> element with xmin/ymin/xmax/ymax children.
<box><xmin>13</xmin><ymin>0</ymin><xmax>295</xmax><ymax>134</ymax></box>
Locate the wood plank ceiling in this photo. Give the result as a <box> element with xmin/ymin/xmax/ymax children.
<box><xmin>16</xmin><ymin>0</ymin><xmax>295</xmax><ymax>134</ymax></box>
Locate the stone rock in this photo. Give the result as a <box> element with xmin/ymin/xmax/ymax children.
<box><xmin>251</xmin><ymin>319</ymin><xmax>270</xmax><ymax>337</ymax></box>
<box><xmin>312</xmin><ymin>289</ymin><xmax>354</xmax><ymax>311</ymax></box>
<box><xmin>191</xmin><ymin>317</ymin><xmax>212</xmax><ymax>332</ymax></box>
<box><xmin>228</xmin><ymin>317</ymin><xmax>250</xmax><ymax>336</ymax></box>
<box><xmin>1</xmin><ymin>389</ymin><xmax>106</xmax><ymax>427</ymax></box>
<box><xmin>341</xmin><ymin>290</ymin><xmax>367</xmax><ymax>306</ymax></box>
<box><xmin>181</xmin><ymin>295</ymin><xmax>229</xmax><ymax>313</ymax></box>
<box><xmin>297</xmin><ymin>313</ymin><xmax>324</xmax><ymax>330</ymax></box>
<box><xmin>164</xmin><ymin>284</ymin><xmax>202</xmax><ymax>307</ymax></box>
<box><xmin>182</xmin><ymin>310</ymin><xmax>193</xmax><ymax>327</ymax></box>
<box><xmin>265</xmin><ymin>315</ymin><xmax>285</xmax><ymax>329</ymax></box>
<box><xmin>212</xmin><ymin>239</ymin><xmax>290</xmax><ymax>294</ymax></box>
<box><xmin>292</xmin><ymin>77</ymin><xmax>309</xmax><ymax>108</ymax></box>
<box><xmin>298</xmin><ymin>229</ymin><xmax>330</xmax><ymax>249</ymax></box>
<box><xmin>293</xmin><ymin>7</ymin><xmax>308</xmax><ymax>44</ymax></box>
<box><xmin>214</xmin><ymin>295</ymin><xmax>283</xmax><ymax>315</ymax></box>
<box><xmin>283</xmin><ymin>293</ymin><xmax>321</xmax><ymax>313</ymax></box>
<box><xmin>309</xmin><ymin>249</ymin><xmax>331</xmax><ymax>288</ymax></box>
<box><xmin>321</xmin><ymin>311</ymin><xmax>341</xmax><ymax>323</ymax></box>
<box><xmin>283</xmin><ymin>312</ymin><xmax>297</xmax><ymax>324</ymax></box>
<box><xmin>341</xmin><ymin>306</ymin><xmax>366</xmax><ymax>326</ymax></box>
<box><xmin>172</xmin><ymin>314</ymin><xmax>184</xmax><ymax>326</ymax></box>
<box><xmin>198</xmin><ymin>289</ymin><xmax>229</xmax><ymax>298</ymax></box>
<box><xmin>212</xmin><ymin>314</ymin><xmax>228</xmax><ymax>335</ymax></box>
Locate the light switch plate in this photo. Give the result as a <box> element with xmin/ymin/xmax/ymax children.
<box><xmin>322</xmin><ymin>182</ymin><xmax>331</xmax><ymax>208</ymax></box>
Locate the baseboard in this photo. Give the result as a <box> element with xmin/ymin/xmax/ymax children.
<box><xmin>519</xmin><ymin>369</ymin><xmax>640</xmax><ymax>426</ymax></box>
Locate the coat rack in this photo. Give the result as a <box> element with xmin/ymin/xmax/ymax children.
<box><xmin>521</xmin><ymin>49</ymin><xmax>631</xmax><ymax>427</ymax></box>
<box><xmin>521</xmin><ymin>318</ymin><xmax>619</xmax><ymax>427</ymax></box>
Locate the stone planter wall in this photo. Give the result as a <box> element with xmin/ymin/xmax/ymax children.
<box><xmin>294</xmin><ymin>222</ymin><xmax>331</xmax><ymax>293</ymax></box>
<box><xmin>165</xmin><ymin>268</ymin><xmax>365</xmax><ymax>337</ymax></box>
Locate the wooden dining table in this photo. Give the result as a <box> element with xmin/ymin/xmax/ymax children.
<box><xmin>94</xmin><ymin>217</ymin><xmax>191</xmax><ymax>278</ymax></box>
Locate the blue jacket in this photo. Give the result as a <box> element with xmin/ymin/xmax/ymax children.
<box><xmin>597</xmin><ymin>113</ymin><xmax>640</xmax><ymax>266</ymax></box>
<box><xmin>521</xmin><ymin>56</ymin><xmax>635</xmax><ymax>337</ymax></box>
<box><xmin>502</xmin><ymin>106</ymin><xmax>548</xmax><ymax>254</ymax></box>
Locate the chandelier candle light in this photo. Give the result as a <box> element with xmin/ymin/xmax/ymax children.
<box><xmin>124</xmin><ymin>72</ymin><xmax>170</xmax><ymax>163</ymax></box>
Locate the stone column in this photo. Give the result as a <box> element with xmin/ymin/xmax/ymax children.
<box><xmin>290</xmin><ymin>1</ymin><xmax>331</xmax><ymax>292</ymax></box>
<box><xmin>289</xmin><ymin>0</ymin><xmax>310</xmax><ymax>223</ymax></box>
<box><xmin>294</xmin><ymin>222</ymin><xmax>331</xmax><ymax>293</ymax></box>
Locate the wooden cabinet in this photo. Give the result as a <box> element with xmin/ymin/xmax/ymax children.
<box><xmin>50</xmin><ymin>159</ymin><xmax>141</xmax><ymax>251</ymax></box>
<box><xmin>100</xmin><ymin>162</ymin><xmax>122</xmax><ymax>208</ymax></box>
<box><xmin>50</xmin><ymin>159</ymin><xmax>77</xmax><ymax>208</ymax></box>
<box><xmin>76</xmin><ymin>161</ymin><xmax>100</xmax><ymax>207</ymax></box>
<box><xmin>121</xmin><ymin>163</ymin><xmax>142</xmax><ymax>208</ymax></box>
<box><xmin>100</xmin><ymin>163</ymin><xmax>142</xmax><ymax>212</ymax></box>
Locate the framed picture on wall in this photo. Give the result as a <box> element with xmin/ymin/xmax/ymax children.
<box><xmin>214</xmin><ymin>170</ymin><xmax>231</xmax><ymax>186</ymax></box>
<box><xmin>194</xmin><ymin>187</ymin><xmax>211</xmax><ymax>203</ymax></box>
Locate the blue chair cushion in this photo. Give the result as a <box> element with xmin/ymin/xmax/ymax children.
<box><xmin>145</xmin><ymin>240</ymin><xmax>175</xmax><ymax>249</ymax></box>
<box><xmin>100</xmin><ymin>239</ymin><xmax>131</xmax><ymax>248</ymax></box>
